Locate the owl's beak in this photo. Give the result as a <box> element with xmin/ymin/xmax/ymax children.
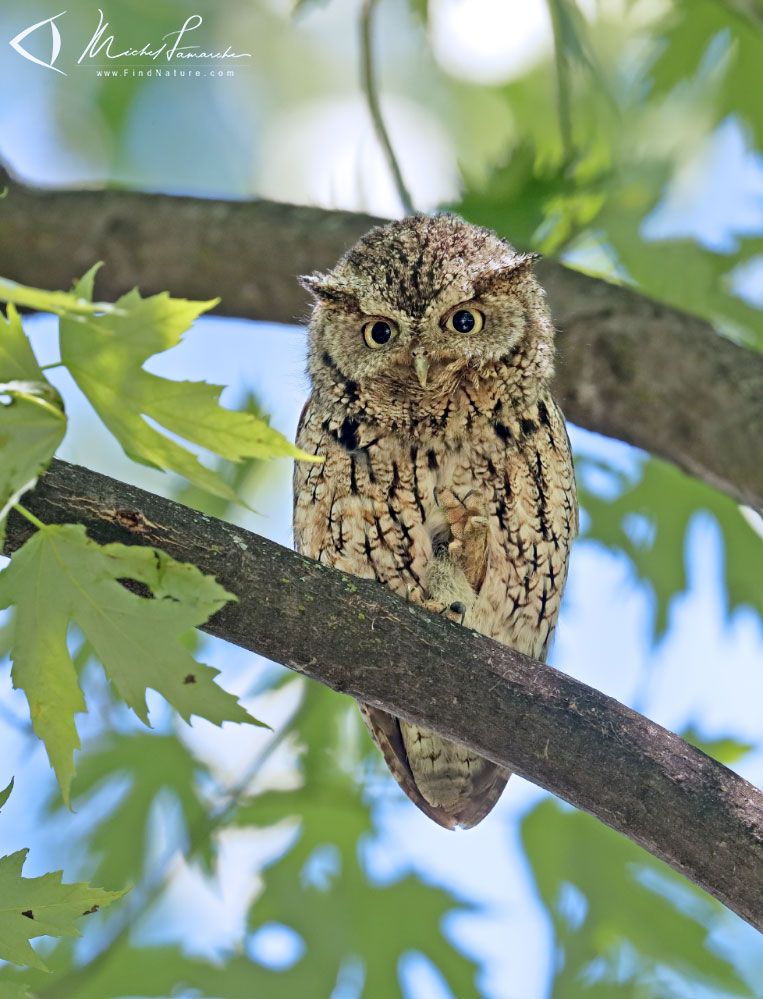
<box><xmin>413</xmin><ymin>354</ymin><xmax>430</xmax><ymax>388</ymax></box>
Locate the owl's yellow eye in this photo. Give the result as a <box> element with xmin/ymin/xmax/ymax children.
<box><xmin>444</xmin><ymin>307</ymin><xmax>484</xmax><ymax>335</ymax></box>
<box><xmin>362</xmin><ymin>319</ymin><xmax>398</xmax><ymax>349</ymax></box>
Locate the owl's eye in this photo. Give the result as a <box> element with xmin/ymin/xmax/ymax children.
<box><xmin>362</xmin><ymin>319</ymin><xmax>398</xmax><ymax>349</ymax></box>
<box><xmin>444</xmin><ymin>307</ymin><xmax>484</xmax><ymax>335</ymax></box>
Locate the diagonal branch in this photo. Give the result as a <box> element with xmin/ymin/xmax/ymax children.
<box><xmin>4</xmin><ymin>458</ymin><xmax>763</xmax><ymax>931</ymax></box>
<box><xmin>0</xmin><ymin>167</ymin><xmax>761</xmax><ymax>510</ymax></box>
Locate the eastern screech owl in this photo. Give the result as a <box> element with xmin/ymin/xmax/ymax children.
<box><xmin>293</xmin><ymin>214</ymin><xmax>577</xmax><ymax>829</ymax></box>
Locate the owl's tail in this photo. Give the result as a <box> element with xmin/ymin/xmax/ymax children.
<box><xmin>360</xmin><ymin>702</ymin><xmax>510</xmax><ymax>829</ymax></box>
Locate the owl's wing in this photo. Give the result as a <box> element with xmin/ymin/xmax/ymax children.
<box><xmin>293</xmin><ymin>399</ymin><xmax>511</xmax><ymax>829</ymax></box>
<box><xmin>358</xmin><ymin>704</ymin><xmax>458</xmax><ymax>829</ymax></box>
<box><xmin>358</xmin><ymin>703</ymin><xmax>508</xmax><ymax>829</ymax></box>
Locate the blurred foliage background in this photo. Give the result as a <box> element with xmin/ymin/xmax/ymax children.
<box><xmin>1</xmin><ymin>0</ymin><xmax>762</xmax><ymax>996</ymax></box>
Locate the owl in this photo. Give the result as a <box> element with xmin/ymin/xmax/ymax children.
<box><xmin>293</xmin><ymin>214</ymin><xmax>577</xmax><ymax>829</ymax></box>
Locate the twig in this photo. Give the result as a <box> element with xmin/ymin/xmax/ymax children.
<box><xmin>547</xmin><ymin>0</ymin><xmax>574</xmax><ymax>162</ymax></box>
<box><xmin>360</xmin><ymin>0</ymin><xmax>415</xmax><ymax>215</ymax></box>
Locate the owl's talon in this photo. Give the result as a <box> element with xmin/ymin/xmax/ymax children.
<box><xmin>408</xmin><ymin>589</ymin><xmax>447</xmax><ymax>615</ymax></box>
<box><xmin>463</xmin><ymin>515</ymin><xmax>489</xmax><ymax>537</ymax></box>
<box><xmin>450</xmin><ymin>601</ymin><xmax>467</xmax><ymax>625</ymax></box>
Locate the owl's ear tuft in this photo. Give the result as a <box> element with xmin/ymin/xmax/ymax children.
<box><xmin>298</xmin><ymin>273</ymin><xmax>330</xmax><ymax>297</ymax></box>
<box><xmin>473</xmin><ymin>251</ymin><xmax>542</xmax><ymax>295</ymax></box>
<box><xmin>299</xmin><ymin>273</ymin><xmax>358</xmax><ymax>308</ymax></box>
<box><xmin>520</xmin><ymin>251</ymin><xmax>542</xmax><ymax>266</ymax></box>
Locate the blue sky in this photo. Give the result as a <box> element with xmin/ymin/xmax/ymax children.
<box><xmin>1</xmin><ymin>1</ymin><xmax>763</xmax><ymax>995</ymax></box>
<box><xmin>2</xmin><ymin>306</ymin><xmax>761</xmax><ymax>998</ymax></box>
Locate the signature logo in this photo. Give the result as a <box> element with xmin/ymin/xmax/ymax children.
<box><xmin>9</xmin><ymin>10</ymin><xmax>67</xmax><ymax>75</ymax></box>
<box><xmin>8</xmin><ymin>9</ymin><xmax>251</xmax><ymax>75</ymax></box>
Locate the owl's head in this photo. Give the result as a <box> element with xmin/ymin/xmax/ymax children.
<box><xmin>300</xmin><ymin>214</ymin><xmax>555</xmax><ymax>429</ymax></box>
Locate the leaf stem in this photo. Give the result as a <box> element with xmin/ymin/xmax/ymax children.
<box><xmin>12</xmin><ymin>503</ymin><xmax>46</xmax><ymax>531</ymax></box>
<box><xmin>547</xmin><ymin>0</ymin><xmax>574</xmax><ymax>163</ymax></box>
<box><xmin>360</xmin><ymin>0</ymin><xmax>415</xmax><ymax>216</ymax></box>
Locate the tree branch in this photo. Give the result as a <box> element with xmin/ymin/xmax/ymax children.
<box><xmin>1</xmin><ymin>169</ymin><xmax>762</xmax><ymax>509</ymax></box>
<box><xmin>2</xmin><ymin>171</ymin><xmax>762</xmax><ymax>507</ymax></box>
<box><xmin>4</xmin><ymin>458</ymin><xmax>763</xmax><ymax>931</ymax></box>
<box><xmin>1</xmin><ymin>168</ymin><xmax>761</xmax><ymax>510</ymax></box>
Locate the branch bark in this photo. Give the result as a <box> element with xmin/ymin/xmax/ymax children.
<box><xmin>4</xmin><ymin>458</ymin><xmax>763</xmax><ymax>931</ymax></box>
<box><xmin>1</xmin><ymin>167</ymin><xmax>761</xmax><ymax>511</ymax></box>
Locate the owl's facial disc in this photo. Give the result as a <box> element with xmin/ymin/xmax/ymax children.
<box><xmin>355</xmin><ymin>300</ymin><xmax>490</xmax><ymax>389</ymax></box>
<box><xmin>408</xmin><ymin>302</ymin><xmax>486</xmax><ymax>387</ymax></box>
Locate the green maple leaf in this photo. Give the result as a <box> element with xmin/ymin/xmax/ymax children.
<box><xmin>0</xmin><ymin>523</ymin><xmax>261</xmax><ymax>805</ymax></box>
<box><xmin>57</xmin><ymin>731</ymin><xmax>217</xmax><ymax>889</ymax></box>
<box><xmin>0</xmin><ymin>305</ymin><xmax>66</xmax><ymax>520</ymax></box>
<box><xmin>0</xmin><ymin>277</ymin><xmax>120</xmax><ymax>317</ymax></box>
<box><xmin>680</xmin><ymin>728</ymin><xmax>754</xmax><ymax>766</ymax></box>
<box><xmin>524</xmin><ymin>799</ymin><xmax>753</xmax><ymax>996</ymax></box>
<box><xmin>0</xmin><ymin>779</ymin><xmax>13</xmax><ymax>811</ymax></box>
<box><xmin>578</xmin><ymin>454</ymin><xmax>763</xmax><ymax>636</ymax></box>
<box><xmin>0</xmin><ymin>850</ymin><xmax>125</xmax><ymax>972</ymax></box>
<box><xmin>58</xmin><ymin>267</ymin><xmax>319</xmax><ymax>504</ymax></box>
<box><xmin>235</xmin><ymin>682</ymin><xmax>481</xmax><ymax>998</ymax></box>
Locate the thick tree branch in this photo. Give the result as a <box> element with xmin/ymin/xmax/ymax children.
<box><xmin>1</xmin><ymin>168</ymin><xmax>761</xmax><ymax>510</ymax></box>
<box><xmin>4</xmin><ymin>459</ymin><xmax>763</xmax><ymax>931</ymax></box>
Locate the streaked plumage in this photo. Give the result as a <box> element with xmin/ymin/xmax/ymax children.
<box><xmin>293</xmin><ymin>214</ymin><xmax>577</xmax><ymax>829</ymax></box>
